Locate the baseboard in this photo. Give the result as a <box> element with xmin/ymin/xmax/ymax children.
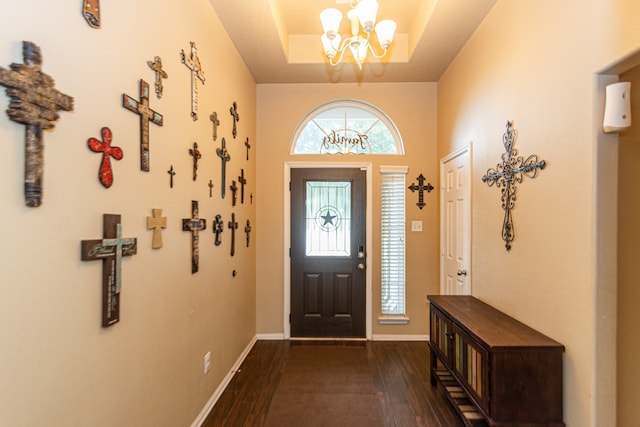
<box><xmin>256</xmin><ymin>333</ymin><xmax>285</xmax><ymax>340</ymax></box>
<box><xmin>372</xmin><ymin>334</ymin><xmax>430</xmax><ymax>341</ymax></box>
<box><xmin>191</xmin><ymin>335</ymin><xmax>258</xmax><ymax>427</ymax></box>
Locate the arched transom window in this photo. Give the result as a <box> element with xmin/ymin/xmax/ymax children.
<box><xmin>291</xmin><ymin>99</ymin><xmax>404</xmax><ymax>155</ymax></box>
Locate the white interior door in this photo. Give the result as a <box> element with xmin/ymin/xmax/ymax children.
<box><xmin>440</xmin><ymin>145</ymin><xmax>472</xmax><ymax>295</ymax></box>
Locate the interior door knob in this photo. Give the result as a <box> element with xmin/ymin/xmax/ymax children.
<box><xmin>457</xmin><ymin>269</ymin><xmax>467</xmax><ymax>276</ymax></box>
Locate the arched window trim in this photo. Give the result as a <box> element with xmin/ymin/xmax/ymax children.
<box><xmin>290</xmin><ymin>98</ymin><xmax>405</xmax><ymax>155</ymax></box>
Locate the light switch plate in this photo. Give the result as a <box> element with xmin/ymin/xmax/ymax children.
<box><xmin>411</xmin><ymin>221</ymin><xmax>423</xmax><ymax>232</ymax></box>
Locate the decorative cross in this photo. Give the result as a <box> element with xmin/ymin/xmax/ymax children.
<box><xmin>213</xmin><ymin>214</ymin><xmax>224</xmax><ymax>246</ymax></box>
<box><xmin>83</xmin><ymin>0</ymin><xmax>101</xmax><ymax>28</ymax></box>
<box><xmin>244</xmin><ymin>137</ymin><xmax>251</xmax><ymax>160</ymax></box>
<box><xmin>81</xmin><ymin>214</ymin><xmax>137</xmax><ymax>327</ymax></box>
<box><xmin>408</xmin><ymin>173</ymin><xmax>434</xmax><ymax>210</ymax></box>
<box><xmin>238</xmin><ymin>169</ymin><xmax>247</xmax><ymax>204</ymax></box>
<box><xmin>0</xmin><ymin>41</ymin><xmax>74</xmax><ymax>207</ymax></box>
<box><xmin>180</xmin><ymin>42</ymin><xmax>205</xmax><ymax>121</ymax></box>
<box><xmin>229</xmin><ymin>180</ymin><xmax>238</xmax><ymax>206</ymax></box>
<box><xmin>230</xmin><ymin>101</ymin><xmax>239</xmax><ymax>138</ymax></box>
<box><xmin>167</xmin><ymin>164</ymin><xmax>176</xmax><ymax>188</ymax></box>
<box><xmin>482</xmin><ymin>121</ymin><xmax>547</xmax><ymax>251</ymax></box>
<box><xmin>146</xmin><ymin>208</ymin><xmax>167</xmax><ymax>249</ymax></box>
<box><xmin>87</xmin><ymin>127</ymin><xmax>123</xmax><ymax>189</ymax></box>
<box><xmin>208</xmin><ymin>179</ymin><xmax>214</xmax><ymax>198</ymax></box>
<box><xmin>182</xmin><ymin>200</ymin><xmax>207</xmax><ymax>273</ymax></box>
<box><xmin>228</xmin><ymin>213</ymin><xmax>238</xmax><ymax>256</ymax></box>
<box><xmin>250</xmin><ymin>193</ymin><xmax>253</xmax><ymax>204</ymax></box>
<box><xmin>210</xmin><ymin>112</ymin><xmax>220</xmax><ymax>141</ymax></box>
<box><xmin>245</xmin><ymin>219</ymin><xmax>252</xmax><ymax>248</ymax></box>
<box><xmin>188</xmin><ymin>142</ymin><xmax>201</xmax><ymax>181</ymax></box>
<box><xmin>122</xmin><ymin>79</ymin><xmax>163</xmax><ymax>172</ymax></box>
<box><xmin>216</xmin><ymin>137</ymin><xmax>231</xmax><ymax>198</ymax></box>
<box><xmin>147</xmin><ymin>56</ymin><xmax>168</xmax><ymax>99</ymax></box>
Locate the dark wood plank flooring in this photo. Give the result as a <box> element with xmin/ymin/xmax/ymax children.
<box><xmin>202</xmin><ymin>340</ymin><xmax>464</xmax><ymax>427</ymax></box>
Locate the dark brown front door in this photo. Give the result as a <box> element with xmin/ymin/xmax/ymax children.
<box><xmin>290</xmin><ymin>168</ymin><xmax>366</xmax><ymax>337</ymax></box>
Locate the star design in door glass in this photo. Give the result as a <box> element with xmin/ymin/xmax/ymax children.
<box><xmin>316</xmin><ymin>206</ymin><xmax>340</xmax><ymax>232</ymax></box>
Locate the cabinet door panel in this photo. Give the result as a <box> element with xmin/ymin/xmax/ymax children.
<box><xmin>452</xmin><ymin>325</ymin><xmax>489</xmax><ymax>413</ymax></box>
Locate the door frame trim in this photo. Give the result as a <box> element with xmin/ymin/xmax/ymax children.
<box><xmin>284</xmin><ymin>161</ymin><xmax>373</xmax><ymax>340</ymax></box>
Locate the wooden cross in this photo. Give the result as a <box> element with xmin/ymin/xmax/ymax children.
<box><xmin>147</xmin><ymin>56</ymin><xmax>168</xmax><ymax>99</ymax></box>
<box><xmin>0</xmin><ymin>41</ymin><xmax>74</xmax><ymax>207</ymax></box>
<box><xmin>208</xmin><ymin>180</ymin><xmax>214</xmax><ymax>198</ymax></box>
<box><xmin>238</xmin><ymin>169</ymin><xmax>247</xmax><ymax>204</ymax></box>
<box><xmin>229</xmin><ymin>180</ymin><xmax>238</xmax><ymax>206</ymax></box>
<box><xmin>408</xmin><ymin>173</ymin><xmax>434</xmax><ymax>210</ymax></box>
<box><xmin>230</xmin><ymin>101</ymin><xmax>239</xmax><ymax>138</ymax></box>
<box><xmin>245</xmin><ymin>219</ymin><xmax>252</xmax><ymax>248</ymax></box>
<box><xmin>81</xmin><ymin>214</ymin><xmax>137</xmax><ymax>327</ymax></box>
<box><xmin>228</xmin><ymin>213</ymin><xmax>238</xmax><ymax>256</ymax></box>
<box><xmin>180</xmin><ymin>42</ymin><xmax>205</xmax><ymax>121</ymax></box>
<box><xmin>182</xmin><ymin>200</ymin><xmax>207</xmax><ymax>273</ymax></box>
<box><xmin>244</xmin><ymin>137</ymin><xmax>251</xmax><ymax>160</ymax></box>
<box><xmin>213</xmin><ymin>214</ymin><xmax>224</xmax><ymax>246</ymax></box>
<box><xmin>87</xmin><ymin>127</ymin><xmax>123</xmax><ymax>188</ymax></box>
<box><xmin>216</xmin><ymin>137</ymin><xmax>231</xmax><ymax>198</ymax></box>
<box><xmin>83</xmin><ymin>0</ymin><xmax>101</xmax><ymax>28</ymax></box>
<box><xmin>146</xmin><ymin>208</ymin><xmax>167</xmax><ymax>249</ymax></box>
<box><xmin>482</xmin><ymin>121</ymin><xmax>547</xmax><ymax>251</ymax></box>
<box><xmin>189</xmin><ymin>142</ymin><xmax>201</xmax><ymax>181</ymax></box>
<box><xmin>122</xmin><ymin>79</ymin><xmax>163</xmax><ymax>172</ymax></box>
<box><xmin>210</xmin><ymin>112</ymin><xmax>220</xmax><ymax>141</ymax></box>
<box><xmin>167</xmin><ymin>164</ymin><xmax>176</xmax><ymax>188</ymax></box>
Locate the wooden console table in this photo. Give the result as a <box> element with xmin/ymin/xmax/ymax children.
<box><xmin>427</xmin><ymin>295</ymin><xmax>564</xmax><ymax>427</ymax></box>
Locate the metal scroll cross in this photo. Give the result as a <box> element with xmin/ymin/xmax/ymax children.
<box><xmin>229</xmin><ymin>180</ymin><xmax>238</xmax><ymax>206</ymax></box>
<box><xmin>245</xmin><ymin>219</ymin><xmax>252</xmax><ymax>248</ymax></box>
<box><xmin>167</xmin><ymin>165</ymin><xmax>176</xmax><ymax>188</ymax></box>
<box><xmin>244</xmin><ymin>137</ymin><xmax>251</xmax><ymax>160</ymax></box>
<box><xmin>213</xmin><ymin>214</ymin><xmax>224</xmax><ymax>246</ymax></box>
<box><xmin>210</xmin><ymin>112</ymin><xmax>220</xmax><ymax>141</ymax></box>
<box><xmin>408</xmin><ymin>173</ymin><xmax>434</xmax><ymax>210</ymax></box>
<box><xmin>122</xmin><ymin>79</ymin><xmax>163</xmax><ymax>172</ymax></box>
<box><xmin>189</xmin><ymin>142</ymin><xmax>201</xmax><ymax>181</ymax></box>
<box><xmin>228</xmin><ymin>213</ymin><xmax>238</xmax><ymax>256</ymax></box>
<box><xmin>216</xmin><ymin>137</ymin><xmax>231</xmax><ymax>198</ymax></box>
<box><xmin>147</xmin><ymin>56</ymin><xmax>168</xmax><ymax>99</ymax></box>
<box><xmin>238</xmin><ymin>169</ymin><xmax>247</xmax><ymax>204</ymax></box>
<box><xmin>482</xmin><ymin>121</ymin><xmax>547</xmax><ymax>251</ymax></box>
<box><xmin>230</xmin><ymin>101</ymin><xmax>239</xmax><ymax>138</ymax></box>
<box><xmin>182</xmin><ymin>200</ymin><xmax>207</xmax><ymax>273</ymax></box>
<box><xmin>83</xmin><ymin>0</ymin><xmax>100</xmax><ymax>28</ymax></box>
<box><xmin>81</xmin><ymin>214</ymin><xmax>137</xmax><ymax>327</ymax></box>
<box><xmin>146</xmin><ymin>208</ymin><xmax>167</xmax><ymax>249</ymax></box>
<box><xmin>87</xmin><ymin>127</ymin><xmax>123</xmax><ymax>188</ymax></box>
<box><xmin>180</xmin><ymin>42</ymin><xmax>205</xmax><ymax>121</ymax></box>
<box><xmin>0</xmin><ymin>41</ymin><xmax>74</xmax><ymax>207</ymax></box>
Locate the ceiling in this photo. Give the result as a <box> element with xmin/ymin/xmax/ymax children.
<box><xmin>208</xmin><ymin>0</ymin><xmax>496</xmax><ymax>84</ymax></box>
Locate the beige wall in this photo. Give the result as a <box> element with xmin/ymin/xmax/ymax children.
<box><xmin>256</xmin><ymin>83</ymin><xmax>439</xmax><ymax>337</ymax></box>
<box><xmin>0</xmin><ymin>1</ymin><xmax>256</xmax><ymax>426</ymax></box>
<box><xmin>437</xmin><ymin>1</ymin><xmax>640</xmax><ymax>426</ymax></box>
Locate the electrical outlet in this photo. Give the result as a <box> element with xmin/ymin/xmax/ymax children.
<box><xmin>204</xmin><ymin>351</ymin><xmax>211</xmax><ymax>374</ymax></box>
<box><xmin>411</xmin><ymin>221</ymin><xmax>423</xmax><ymax>232</ymax></box>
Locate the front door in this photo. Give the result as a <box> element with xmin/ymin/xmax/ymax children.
<box><xmin>290</xmin><ymin>168</ymin><xmax>366</xmax><ymax>337</ymax></box>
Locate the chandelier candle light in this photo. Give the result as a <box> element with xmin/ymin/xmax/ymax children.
<box><xmin>320</xmin><ymin>0</ymin><xmax>397</xmax><ymax>69</ymax></box>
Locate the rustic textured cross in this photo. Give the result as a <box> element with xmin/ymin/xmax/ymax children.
<box><xmin>122</xmin><ymin>79</ymin><xmax>163</xmax><ymax>172</ymax></box>
<box><xmin>83</xmin><ymin>0</ymin><xmax>101</xmax><ymax>28</ymax></box>
<box><xmin>146</xmin><ymin>208</ymin><xmax>167</xmax><ymax>249</ymax></box>
<box><xmin>245</xmin><ymin>219</ymin><xmax>252</xmax><ymax>248</ymax></box>
<box><xmin>210</xmin><ymin>112</ymin><xmax>220</xmax><ymax>141</ymax></box>
<box><xmin>180</xmin><ymin>42</ymin><xmax>205</xmax><ymax>120</ymax></box>
<box><xmin>244</xmin><ymin>137</ymin><xmax>251</xmax><ymax>160</ymax></box>
<box><xmin>216</xmin><ymin>137</ymin><xmax>231</xmax><ymax>198</ymax></box>
<box><xmin>228</xmin><ymin>213</ymin><xmax>238</xmax><ymax>256</ymax></box>
<box><xmin>213</xmin><ymin>214</ymin><xmax>224</xmax><ymax>246</ymax></box>
<box><xmin>238</xmin><ymin>169</ymin><xmax>247</xmax><ymax>204</ymax></box>
<box><xmin>0</xmin><ymin>41</ymin><xmax>74</xmax><ymax>207</ymax></box>
<box><xmin>229</xmin><ymin>180</ymin><xmax>238</xmax><ymax>206</ymax></box>
<box><xmin>81</xmin><ymin>214</ymin><xmax>137</xmax><ymax>327</ymax></box>
<box><xmin>182</xmin><ymin>200</ymin><xmax>207</xmax><ymax>273</ymax></box>
<box><xmin>87</xmin><ymin>127</ymin><xmax>123</xmax><ymax>188</ymax></box>
<box><xmin>408</xmin><ymin>174</ymin><xmax>434</xmax><ymax>210</ymax></box>
<box><xmin>208</xmin><ymin>180</ymin><xmax>214</xmax><ymax>198</ymax></box>
<box><xmin>189</xmin><ymin>142</ymin><xmax>201</xmax><ymax>181</ymax></box>
<box><xmin>167</xmin><ymin>164</ymin><xmax>176</xmax><ymax>188</ymax></box>
<box><xmin>147</xmin><ymin>56</ymin><xmax>168</xmax><ymax>99</ymax></box>
<box><xmin>230</xmin><ymin>101</ymin><xmax>239</xmax><ymax>138</ymax></box>
<box><xmin>482</xmin><ymin>121</ymin><xmax>546</xmax><ymax>251</ymax></box>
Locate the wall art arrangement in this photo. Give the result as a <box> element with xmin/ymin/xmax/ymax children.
<box><xmin>482</xmin><ymin>121</ymin><xmax>547</xmax><ymax>251</ymax></box>
<box><xmin>0</xmin><ymin>31</ymin><xmax>254</xmax><ymax>327</ymax></box>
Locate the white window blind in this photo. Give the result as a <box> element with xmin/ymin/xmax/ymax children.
<box><xmin>380</xmin><ymin>166</ymin><xmax>407</xmax><ymax>316</ymax></box>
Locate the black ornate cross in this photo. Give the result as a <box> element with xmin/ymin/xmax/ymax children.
<box><xmin>230</xmin><ymin>101</ymin><xmax>239</xmax><ymax>138</ymax></box>
<box><xmin>213</xmin><ymin>214</ymin><xmax>224</xmax><ymax>246</ymax></box>
<box><xmin>244</xmin><ymin>137</ymin><xmax>251</xmax><ymax>160</ymax></box>
<box><xmin>408</xmin><ymin>174</ymin><xmax>434</xmax><ymax>210</ymax></box>
<box><xmin>147</xmin><ymin>56</ymin><xmax>168</xmax><ymax>99</ymax></box>
<box><xmin>122</xmin><ymin>79</ymin><xmax>163</xmax><ymax>172</ymax></box>
<box><xmin>482</xmin><ymin>121</ymin><xmax>547</xmax><ymax>251</ymax></box>
<box><xmin>216</xmin><ymin>137</ymin><xmax>231</xmax><ymax>198</ymax></box>
<box><xmin>182</xmin><ymin>200</ymin><xmax>207</xmax><ymax>273</ymax></box>
<box><xmin>0</xmin><ymin>41</ymin><xmax>74</xmax><ymax>207</ymax></box>
<box><xmin>188</xmin><ymin>142</ymin><xmax>201</xmax><ymax>181</ymax></box>
<box><xmin>228</xmin><ymin>213</ymin><xmax>238</xmax><ymax>256</ymax></box>
<box><xmin>167</xmin><ymin>164</ymin><xmax>176</xmax><ymax>188</ymax></box>
<box><xmin>81</xmin><ymin>214</ymin><xmax>137</xmax><ymax>327</ymax></box>
<box><xmin>238</xmin><ymin>169</ymin><xmax>247</xmax><ymax>204</ymax></box>
<box><xmin>210</xmin><ymin>112</ymin><xmax>220</xmax><ymax>141</ymax></box>
<box><xmin>180</xmin><ymin>42</ymin><xmax>205</xmax><ymax>120</ymax></box>
<box><xmin>245</xmin><ymin>219</ymin><xmax>252</xmax><ymax>248</ymax></box>
<box><xmin>229</xmin><ymin>180</ymin><xmax>238</xmax><ymax>206</ymax></box>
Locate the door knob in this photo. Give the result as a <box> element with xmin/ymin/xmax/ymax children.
<box><xmin>358</xmin><ymin>263</ymin><xmax>366</xmax><ymax>270</ymax></box>
<box><xmin>457</xmin><ymin>269</ymin><xmax>467</xmax><ymax>276</ymax></box>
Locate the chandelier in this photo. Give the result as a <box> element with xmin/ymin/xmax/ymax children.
<box><xmin>320</xmin><ymin>0</ymin><xmax>397</xmax><ymax>69</ymax></box>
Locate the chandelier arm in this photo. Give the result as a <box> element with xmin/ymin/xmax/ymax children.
<box><xmin>328</xmin><ymin>37</ymin><xmax>354</xmax><ymax>66</ymax></box>
<box><xmin>367</xmin><ymin>43</ymin><xmax>389</xmax><ymax>59</ymax></box>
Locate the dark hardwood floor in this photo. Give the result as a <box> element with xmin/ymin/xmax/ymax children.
<box><xmin>203</xmin><ymin>340</ymin><xmax>464</xmax><ymax>427</ymax></box>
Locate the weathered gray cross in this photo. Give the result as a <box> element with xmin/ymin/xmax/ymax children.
<box><xmin>182</xmin><ymin>200</ymin><xmax>207</xmax><ymax>273</ymax></box>
<box><xmin>180</xmin><ymin>42</ymin><xmax>205</xmax><ymax>120</ymax></box>
<box><xmin>123</xmin><ymin>79</ymin><xmax>163</xmax><ymax>172</ymax></box>
<box><xmin>216</xmin><ymin>137</ymin><xmax>231</xmax><ymax>198</ymax></box>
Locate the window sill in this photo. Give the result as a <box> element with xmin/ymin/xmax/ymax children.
<box><xmin>377</xmin><ymin>316</ymin><xmax>410</xmax><ymax>325</ymax></box>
